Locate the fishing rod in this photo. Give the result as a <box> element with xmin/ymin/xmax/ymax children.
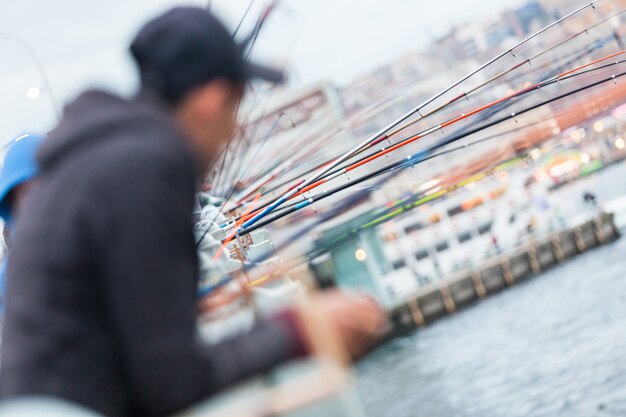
<box><xmin>204</xmin><ymin>0</ymin><xmax>277</xmax><ymax>187</ymax></box>
<box><xmin>297</xmin><ymin>120</ymin><xmax>597</xmax><ymax>262</ymax></box>
<box><xmin>214</xmin><ymin>90</ymin><xmax>278</xmax><ymax>196</ymax></box>
<box><xmin>232</xmin><ymin>23</ymin><xmax>602</xmax><ymax>221</ymax></box>
<box><xmin>307</xmin><ymin>46</ymin><xmax>626</xmax><ymax>180</ymax></box>
<box><xmin>445</xmin><ymin>39</ymin><xmax>624</xmax><ymax>143</ymax></box>
<box><xmin>232</xmin><ymin>0</ymin><xmax>256</xmax><ymax>37</ymax></box>
<box><xmin>232</xmin><ymin>113</ymin><xmax>286</xmax><ymax>185</ymax></box>
<box><xmin>384</xmin><ymin>6</ymin><xmax>626</xmax><ymax>139</ymax></box>
<box><xmin>213</xmin><ymin>93</ymin><xmax>275</xmax><ymax>197</ymax></box>
<box><xmin>213</xmin><ymin>0</ymin><xmax>281</xmax><ymax>189</ymax></box>
<box><xmin>206</xmin><ymin>73</ymin><xmax>260</xmax><ymax>193</ymax></box>
<box><xmin>243</xmin><ymin>24</ymin><xmax>623</xmax><ymax>202</ymax></box>
<box><xmin>311</xmin><ymin>9</ymin><xmax>619</xmax><ymax>172</ymax></box>
<box><xmin>210</xmin><ymin>95</ymin><xmax>272</xmax><ymax>197</ymax></box>
<box><xmin>228</xmin><ymin>125</ymin><xmax>342</xmax><ymax>207</ymax></box>
<box><xmin>238</xmin><ymin>108</ymin><xmax>584</xmax><ymax>225</ymax></box>
<box><xmin>229</xmin><ymin>51</ymin><xmax>626</xmax><ymax>228</ymax></box>
<box><xmin>198</xmin><ymin>168</ymin><xmax>395</xmax><ymax>297</ymax></box>
<box><xmin>304</xmin><ymin>167</ymin><xmax>512</xmax><ymax>262</ymax></box>
<box><xmin>207</xmin><ymin>4</ymin><xmax>607</xmax><ymax>250</ymax></box>
<box><xmin>349</xmin><ymin>4</ymin><xmax>621</xmax><ymax>148</ymax></box>
<box><xmin>237</xmin><ymin>133</ymin><xmax>518</xmax><ymax>235</ymax></box>
<box><xmin>238</xmin><ymin>137</ymin><xmax>561</xmax><ymax>291</ymax></box>
<box><xmin>230</xmin><ymin>60</ymin><xmax>490</xmax><ymax>207</ymax></box>
<box><xmin>202</xmin><ymin>146</ymin><xmax>520</xmax><ymax>295</ymax></box>
<box><xmin>197</xmin><ymin>94</ymin><xmax>282</xmax><ymax>247</ymax></box>
<box><xmin>202</xmin><ymin>4</ymin><xmax>623</xmax><ymax>296</ymax></box>
<box><xmin>238</xmin><ymin>156</ymin><xmax>503</xmax><ymax>289</ymax></box>
<box><xmin>200</xmin><ymin>64</ymin><xmax>623</xmax><ymax>297</ymax></box>
<box><xmin>224</xmin><ymin>11</ymin><xmax>315</xmax><ymax>203</ymax></box>
<box><xmin>246</xmin><ymin>6</ymin><xmax>625</xmax><ymax>198</ymax></box>
<box><xmin>209</xmin><ymin>2</ymin><xmax>314</xmax><ymax>211</ymax></box>
<box><xmin>225</xmin><ymin>32</ymin><xmax>613</xmax><ymax>215</ymax></box>
<box><xmin>239</xmin><ymin>2</ymin><xmax>598</xmax><ymax>231</ymax></box>
<box><xmin>242</xmin><ymin>1</ymin><xmax>278</xmax><ymax>59</ymax></box>
<box><xmin>233</xmin><ymin>116</ymin><xmax>336</xmax><ymax>190</ymax></box>
<box><xmin>212</xmin><ymin>65</ymin><xmax>286</xmax><ymax>196</ymax></box>
<box><xmin>195</xmin><ymin>114</ymin><xmax>280</xmax><ymax>247</ymax></box>
<box><xmin>217</xmin><ymin>2</ymin><xmax>286</xmax><ymax>193</ymax></box>
<box><xmin>236</xmin><ymin>66</ymin><xmax>626</xmax><ymax>236</ymax></box>
<box><xmin>227</xmin><ymin>59</ymin><xmax>432</xmax><ymax>209</ymax></box>
<box><xmin>228</xmin><ymin>88</ymin><xmax>424</xmax><ymax>211</ymax></box>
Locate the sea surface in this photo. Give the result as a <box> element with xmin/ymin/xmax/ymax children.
<box><xmin>356</xmin><ymin>163</ymin><xmax>626</xmax><ymax>417</ymax></box>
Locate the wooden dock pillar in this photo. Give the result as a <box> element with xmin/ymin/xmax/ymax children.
<box><xmin>551</xmin><ymin>235</ymin><xmax>565</xmax><ymax>263</ymax></box>
<box><xmin>440</xmin><ymin>285</ymin><xmax>457</xmax><ymax>314</ymax></box>
<box><xmin>501</xmin><ymin>258</ymin><xmax>515</xmax><ymax>286</ymax></box>
<box><xmin>528</xmin><ymin>242</ymin><xmax>541</xmax><ymax>274</ymax></box>
<box><xmin>407</xmin><ymin>298</ymin><xmax>425</xmax><ymax>328</ymax></box>
<box><xmin>471</xmin><ymin>271</ymin><xmax>487</xmax><ymax>299</ymax></box>
<box><xmin>593</xmin><ymin>218</ymin><xmax>606</xmax><ymax>244</ymax></box>
<box><xmin>574</xmin><ymin>226</ymin><xmax>586</xmax><ymax>252</ymax></box>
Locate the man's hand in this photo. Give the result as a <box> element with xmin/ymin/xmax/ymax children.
<box><xmin>304</xmin><ymin>291</ymin><xmax>387</xmax><ymax>361</ymax></box>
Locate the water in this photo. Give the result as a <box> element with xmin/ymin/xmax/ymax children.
<box><xmin>549</xmin><ymin>162</ymin><xmax>626</xmax><ymax>218</ymax></box>
<box><xmin>356</xmin><ymin>166</ymin><xmax>626</xmax><ymax>417</ymax></box>
<box><xmin>357</xmin><ymin>236</ymin><xmax>626</xmax><ymax>416</ymax></box>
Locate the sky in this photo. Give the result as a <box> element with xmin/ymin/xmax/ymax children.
<box><xmin>0</xmin><ymin>0</ymin><xmax>522</xmax><ymax>142</ymax></box>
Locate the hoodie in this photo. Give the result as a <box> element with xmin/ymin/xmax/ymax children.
<box><xmin>0</xmin><ymin>90</ymin><xmax>305</xmax><ymax>417</ymax></box>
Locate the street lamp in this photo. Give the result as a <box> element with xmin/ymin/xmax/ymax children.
<box><xmin>0</xmin><ymin>31</ymin><xmax>60</xmax><ymax>121</ymax></box>
<box><xmin>355</xmin><ymin>248</ymin><xmax>367</xmax><ymax>262</ymax></box>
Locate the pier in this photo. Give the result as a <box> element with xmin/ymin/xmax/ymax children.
<box><xmin>389</xmin><ymin>212</ymin><xmax>621</xmax><ymax>333</ymax></box>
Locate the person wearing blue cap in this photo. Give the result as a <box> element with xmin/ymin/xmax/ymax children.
<box><xmin>0</xmin><ymin>133</ymin><xmax>45</xmax><ymax>312</ymax></box>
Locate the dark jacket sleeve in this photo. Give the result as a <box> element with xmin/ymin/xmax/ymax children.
<box><xmin>85</xmin><ymin>150</ymin><xmax>305</xmax><ymax>416</ymax></box>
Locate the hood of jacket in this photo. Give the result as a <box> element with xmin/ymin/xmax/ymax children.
<box><xmin>38</xmin><ymin>89</ymin><xmax>182</xmax><ymax>173</ymax></box>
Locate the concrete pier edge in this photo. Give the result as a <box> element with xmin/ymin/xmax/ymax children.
<box><xmin>389</xmin><ymin>212</ymin><xmax>621</xmax><ymax>335</ymax></box>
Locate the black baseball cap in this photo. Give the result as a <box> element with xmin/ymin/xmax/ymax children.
<box><xmin>130</xmin><ymin>7</ymin><xmax>284</xmax><ymax>103</ymax></box>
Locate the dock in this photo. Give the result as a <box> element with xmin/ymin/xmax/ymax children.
<box><xmin>389</xmin><ymin>212</ymin><xmax>621</xmax><ymax>333</ymax></box>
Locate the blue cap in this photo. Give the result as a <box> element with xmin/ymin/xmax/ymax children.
<box><xmin>0</xmin><ymin>133</ymin><xmax>45</xmax><ymax>221</ymax></box>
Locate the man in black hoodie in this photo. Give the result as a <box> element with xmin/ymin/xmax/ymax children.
<box><xmin>0</xmin><ymin>7</ymin><xmax>384</xmax><ymax>417</ymax></box>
